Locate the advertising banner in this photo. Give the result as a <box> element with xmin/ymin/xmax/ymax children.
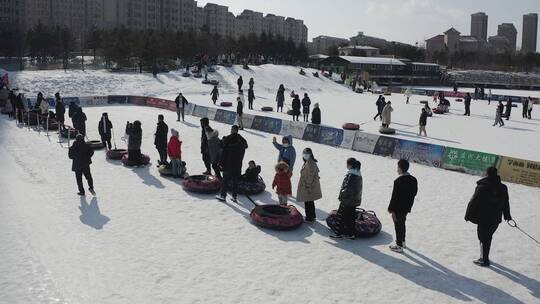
<box><xmin>251</xmin><ymin>116</ymin><xmax>282</xmax><ymax>134</ymax></box>
<box><xmin>302</xmin><ymin>124</ymin><xmax>321</xmax><ymax>142</ymax></box>
<box><xmin>442</xmin><ymin>147</ymin><xmax>499</xmax><ymax>176</ymax></box>
<box><xmin>241</xmin><ymin>113</ymin><xmax>255</xmax><ymax>129</ymax></box>
<box><xmin>280</xmin><ymin>120</ymin><xmax>307</xmax><ymax>139</ymax></box>
<box><xmin>63</xmin><ymin>96</ymin><xmax>80</xmax><ymax>105</ymax></box>
<box><xmin>192</xmin><ymin>105</ymin><xmax>209</xmax><ymax>118</ymax></box>
<box><xmin>351</xmin><ymin>132</ymin><xmax>379</xmax><ymax>154</ymax></box>
<box><xmin>107</xmin><ymin>95</ymin><xmax>128</xmax><ymax>104</ymax></box>
<box><xmin>498</xmin><ymin>157</ymin><xmax>540</xmax><ymax>188</ymax></box>
<box><xmin>91</xmin><ymin>96</ymin><xmax>108</xmax><ymax>106</ymax></box>
<box><xmin>340</xmin><ymin>130</ymin><xmax>357</xmax><ymax>150</ymax></box>
<box><xmin>373</xmin><ymin>136</ymin><xmax>399</xmax><ymax>157</ymax></box>
<box><xmin>214</xmin><ymin>109</ymin><xmax>237</xmax><ymax>125</ymax></box>
<box><xmin>317</xmin><ymin>126</ymin><xmax>344</xmax><ymax>146</ymax></box>
<box><xmin>392</xmin><ymin>140</ymin><xmax>445</xmax><ymax>167</ymax></box>
<box><xmin>146</xmin><ymin>97</ymin><xmax>172</xmax><ymax>109</ymax></box>
<box><xmin>206</xmin><ymin>107</ymin><xmax>217</xmax><ymax>120</ymax></box>
<box><xmin>128</xmin><ymin>96</ymin><xmax>148</xmax><ymax>106</ymax></box>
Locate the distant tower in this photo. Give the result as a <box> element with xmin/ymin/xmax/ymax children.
<box><xmin>497</xmin><ymin>23</ymin><xmax>517</xmax><ymax>52</ymax></box>
<box><xmin>471</xmin><ymin>12</ymin><xmax>488</xmax><ymax>41</ymax></box>
<box><xmin>522</xmin><ymin>13</ymin><xmax>538</xmax><ymax>53</ymax></box>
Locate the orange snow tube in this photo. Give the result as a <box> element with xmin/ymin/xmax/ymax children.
<box><xmin>342</xmin><ymin>123</ymin><xmax>360</xmax><ymax>130</ymax></box>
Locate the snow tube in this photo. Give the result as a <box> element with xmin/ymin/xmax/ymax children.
<box><xmin>193</xmin><ymin>73</ymin><xmax>203</xmax><ymax>78</ymax></box>
<box><xmin>326</xmin><ymin>208</ymin><xmax>382</xmax><ymax>238</ymax></box>
<box><xmin>455</xmin><ymin>98</ymin><xmax>463</xmax><ymax>102</ymax></box>
<box><xmin>60</xmin><ymin>127</ymin><xmax>78</xmax><ymax>139</ymax></box>
<box><xmin>87</xmin><ymin>140</ymin><xmax>105</xmax><ymax>150</ymax></box>
<box><xmin>182</xmin><ymin>72</ymin><xmax>191</xmax><ymax>77</ymax></box>
<box><xmin>230</xmin><ymin>177</ymin><xmax>266</xmax><ymax>195</ymax></box>
<box><xmin>250</xmin><ymin>205</ymin><xmax>303</xmax><ymax>231</ymax></box>
<box><xmin>243</xmin><ymin>65</ymin><xmax>249</xmax><ymax>70</ymax></box>
<box><xmin>106</xmin><ymin>149</ymin><xmax>128</xmax><ymax>160</ymax></box>
<box><xmin>158</xmin><ymin>162</ymin><xmax>187</xmax><ymax>177</ymax></box>
<box><xmin>342</xmin><ymin>123</ymin><xmax>360</xmax><ymax>131</ymax></box>
<box><xmin>261</xmin><ymin>106</ymin><xmax>273</xmax><ymax>112</ymax></box>
<box><xmin>313</xmin><ymin>72</ymin><xmax>319</xmax><ymax>78</ymax></box>
<box><xmin>202</xmin><ymin>79</ymin><xmax>219</xmax><ymax>85</ymax></box>
<box><xmin>299</xmin><ymin>70</ymin><xmax>306</xmax><ymax>75</ymax></box>
<box><xmin>433</xmin><ymin>108</ymin><xmax>445</xmax><ymax>114</ymax></box>
<box><xmin>220</xmin><ymin>102</ymin><xmax>232</xmax><ymax>107</ymax></box>
<box><xmin>182</xmin><ymin>175</ymin><xmax>221</xmax><ymax>194</ymax></box>
<box><xmin>379</xmin><ymin>127</ymin><xmax>396</xmax><ymax>134</ymax></box>
<box><xmin>121</xmin><ymin>154</ymin><xmax>150</xmax><ymax>167</ymax></box>
<box><xmin>420</xmin><ymin>100</ymin><xmax>429</xmax><ymax>105</ymax></box>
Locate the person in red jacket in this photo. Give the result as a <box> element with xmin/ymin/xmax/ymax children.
<box><xmin>167</xmin><ymin>129</ymin><xmax>183</xmax><ymax>178</ymax></box>
<box><xmin>272</xmin><ymin>161</ymin><xmax>292</xmax><ymax>206</ymax></box>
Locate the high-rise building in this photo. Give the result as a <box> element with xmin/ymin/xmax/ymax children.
<box><xmin>522</xmin><ymin>13</ymin><xmax>538</xmax><ymax>53</ymax></box>
<box><xmin>312</xmin><ymin>35</ymin><xmax>349</xmax><ymax>54</ymax></box>
<box><xmin>497</xmin><ymin>23</ymin><xmax>517</xmax><ymax>51</ymax></box>
<box><xmin>236</xmin><ymin>9</ymin><xmax>264</xmax><ymax>38</ymax></box>
<box><xmin>471</xmin><ymin>12</ymin><xmax>488</xmax><ymax>41</ymax></box>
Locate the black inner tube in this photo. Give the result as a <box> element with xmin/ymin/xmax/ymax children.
<box><xmin>261</xmin><ymin>205</ymin><xmax>290</xmax><ymax>216</ymax></box>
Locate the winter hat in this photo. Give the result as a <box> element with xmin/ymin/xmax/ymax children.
<box><xmin>171</xmin><ymin>128</ymin><xmax>179</xmax><ymax>137</ymax></box>
<box><xmin>314</xmin><ymin>103</ymin><xmax>319</xmax><ymax>108</ymax></box>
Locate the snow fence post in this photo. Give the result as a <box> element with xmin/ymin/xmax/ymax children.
<box><xmin>27</xmin><ymin>111</ymin><xmax>30</xmax><ymax>130</ymax></box>
<box><xmin>45</xmin><ymin>115</ymin><xmax>49</xmax><ymax>137</ymax></box>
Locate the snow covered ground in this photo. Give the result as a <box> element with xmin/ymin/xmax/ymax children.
<box><xmin>1</xmin><ymin>105</ymin><xmax>540</xmax><ymax>304</ymax></box>
<box><xmin>7</xmin><ymin>65</ymin><xmax>540</xmax><ymax>161</ymax></box>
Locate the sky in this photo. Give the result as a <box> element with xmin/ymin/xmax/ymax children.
<box><xmin>197</xmin><ymin>0</ymin><xmax>539</xmax><ymax>50</ymax></box>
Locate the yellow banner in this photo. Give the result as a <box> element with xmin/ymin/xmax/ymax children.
<box><xmin>498</xmin><ymin>157</ymin><xmax>540</xmax><ymax>188</ymax></box>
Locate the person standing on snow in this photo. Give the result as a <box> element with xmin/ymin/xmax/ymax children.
<box><xmin>68</xmin><ymin>101</ymin><xmax>78</xmax><ymax>125</ymax></box>
<box><xmin>167</xmin><ymin>129</ymin><xmax>184</xmax><ymax>178</ymax></box>
<box><xmin>291</xmin><ymin>94</ymin><xmax>301</xmax><ymax>122</ymax></box>
<box><xmin>276</xmin><ymin>84</ymin><xmax>285</xmax><ymax>112</ymax></box>
<box><xmin>237</xmin><ymin>76</ymin><xmax>243</xmax><ymax>92</ymax></box>
<box><xmin>175</xmin><ymin>92</ymin><xmax>189</xmax><ymax>122</ymax></box>
<box><xmin>248</xmin><ymin>77</ymin><xmax>254</xmax><ymax>90</ymax></box>
<box><xmin>273</xmin><ymin>135</ymin><xmax>296</xmax><ymax>171</ymax></box>
<box><xmin>205</xmin><ymin>126</ymin><xmax>223</xmax><ymax>180</ymax></box>
<box><xmin>272</xmin><ymin>161</ymin><xmax>292</xmax><ymax>206</ymax></box>
<box><xmin>210</xmin><ymin>86</ymin><xmax>219</xmax><ymax>105</ymax></box>
<box><xmin>297</xmin><ymin>148</ymin><xmax>322</xmax><ymax>222</ymax></box>
<box><xmin>125</xmin><ymin>120</ymin><xmax>143</xmax><ymax>164</ymax></box>
<box><xmin>373</xmin><ymin>95</ymin><xmax>385</xmax><ymax>120</ymax></box>
<box><xmin>404</xmin><ymin>88</ymin><xmax>412</xmax><ymax>104</ymax></box>
<box><xmin>522</xmin><ymin>98</ymin><xmax>529</xmax><ymax>119</ymax></box>
<box><xmin>418</xmin><ymin>108</ymin><xmax>428</xmax><ymax>137</ymax></box>
<box><xmin>493</xmin><ymin>101</ymin><xmax>505</xmax><ymax>127</ymax></box>
<box><xmin>388</xmin><ymin>159</ymin><xmax>418</xmax><ymax>253</ymax></box>
<box><xmin>69</xmin><ymin>134</ymin><xmax>95</xmax><ymax>196</ymax></box>
<box><xmin>72</xmin><ymin>107</ymin><xmax>87</xmax><ymax>137</ymax></box>
<box><xmin>487</xmin><ymin>89</ymin><xmax>492</xmax><ymax>105</ymax></box>
<box><xmin>98</xmin><ymin>112</ymin><xmax>113</xmax><ymax>150</ymax></box>
<box><xmin>200</xmin><ymin>118</ymin><xmax>212</xmax><ymax>175</ymax></box>
<box><xmin>505</xmin><ymin>98</ymin><xmax>513</xmax><ymax>120</ymax></box>
<box><xmin>528</xmin><ymin>98</ymin><xmax>533</xmax><ymax>119</ymax></box>
<box><xmin>330</xmin><ymin>158</ymin><xmax>363</xmax><ymax>239</ymax></box>
<box><xmin>465</xmin><ymin>167</ymin><xmax>512</xmax><ymax>267</ymax></box>
<box><xmin>311</xmin><ymin>103</ymin><xmax>321</xmax><ymax>125</ymax></box>
<box><xmin>236</xmin><ymin>95</ymin><xmax>244</xmax><ymax>130</ymax></box>
<box><xmin>15</xmin><ymin>91</ymin><xmax>25</xmax><ymax>123</ymax></box>
<box><xmin>381</xmin><ymin>101</ymin><xmax>393</xmax><ymax>128</ymax></box>
<box><xmin>154</xmin><ymin>114</ymin><xmax>169</xmax><ymax>166</ymax></box>
<box><xmin>464</xmin><ymin>93</ymin><xmax>472</xmax><ymax>116</ymax></box>
<box><xmin>247</xmin><ymin>87</ymin><xmax>255</xmax><ymax>110</ymax></box>
<box><xmin>302</xmin><ymin>93</ymin><xmax>311</xmax><ymax>122</ymax></box>
<box><xmin>38</xmin><ymin>92</ymin><xmax>49</xmax><ymax>116</ymax></box>
<box><xmin>216</xmin><ymin>125</ymin><xmax>248</xmax><ymax>203</ymax></box>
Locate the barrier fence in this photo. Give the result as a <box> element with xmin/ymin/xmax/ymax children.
<box><xmin>390</xmin><ymin>87</ymin><xmax>539</xmax><ymax>104</ymax></box>
<box><xmin>12</xmin><ymin>94</ymin><xmax>540</xmax><ymax>189</ymax></box>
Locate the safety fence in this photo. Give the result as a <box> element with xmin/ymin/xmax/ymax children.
<box><xmin>20</xmin><ymin>94</ymin><xmax>540</xmax><ymax>188</ymax></box>
<box><xmin>389</xmin><ymin>87</ymin><xmax>539</xmax><ymax>104</ymax></box>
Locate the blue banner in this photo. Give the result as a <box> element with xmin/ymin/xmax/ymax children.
<box><xmin>373</xmin><ymin>136</ymin><xmax>399</xmax><ymax>157</ymax></box>
<box><xmin>392</xmin><ymin>139</ymin><xmax>445</xmax><ymax>167</ymax></box>
<box><xmin>317</xmin><ymin>126</ymin><xmax>344</xmax><ymax>146</ymax></box>
<box><xmin>302</xmin><ymin>124</ymin><xmax>320</xmax><ymax>142</ymax></box>
<box><xmin>192</xmin><ymin>105</ymin><xmax>209</xmax><ymax>118</ymax></box>
<box><xmin>214</xmin><ymin>109</ymin><xmax>237</xmax><ymax>125</ymax></box>
<box><xmin>251</xmin><ymin>116</ymin><xmax>282</xmax><ymax>134</ymax></box>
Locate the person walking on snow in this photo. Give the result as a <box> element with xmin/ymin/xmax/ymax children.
<box><xmin>464</xmin><ymin>93</ymin><xmax>472</xmax><ymax>116</ymax></box>
<box><xmin>272</xmin><ymin>161</ymin><xmax>292</xmax><ymax>206</ymax></box>
<box><xmin>276</xmin><ymin>84</ymin><xmax>285</xmax><ymax>112</ymax></box>
<box><xmin>311</xmin><ymin>103</ymin><xmax>321</xmax><ymax>125</ymax></box>
<box><xmin>175</xmin><ymin>92</ymin><xmax>189</xmax><ymax>122</ymax></box>
<box><xmin>216</xmin><ymin>125</ymin><xmax>248</xmax><ymax>203</ymax></box>
<box><xmin>297</xmin><ymin>148</ymin><xmax>322</xmax><ymax>222</ymax></box>
<box><xmin>292</xmin><ymin>94</ymin><xmax>301</xmax><ymax>122</ymax></box>
<box><xmin>418</xmin><ymin>108</ymin><xmax>428</xmax><ymax>137</ymax></box>
<box><xmin>404</xmin><ymin>88</ymin><xmax>412</xmax><ymax>104</ymax></box>
<box><xmin>302</xmin><ymin>93</ymin><xmax>311</xmax><ymax>122</ymax></box>
<box><xmin>154</xmin><ymin>114</ymin><xmax>169</xmax><ymax>166</ymax></box>
<box><xmin>493</xmin><ymin>101</ymin><xmax>505</xmax><ymax>127</ymax></box>
<box><xmin>247</xmin><ymin>88</ymin><xmax>255</xmax><ymax>110</ymax></box>
<box><xmin>205</xmin><ymin>126</ymin><xmax>223</xmax><ymax>180</ymax></box>
<box><xmin>522</xmin><ymin>98</ymin><xmax>529</xmax><ymax>119</ymax></box>
<box><xmin>236</xmin><ymin>95</ymin><xmax>244</xmax><ymax>130</ymax></box>
<box><xmin>373</xmin><ymin>95</ymin><xmax>385</xmax><ymax>120</ymax></box>
<box><xmin>210</xmin><ymin>86</ymin><xmax>219</xmax><ymax>105</ymax></box>
<box><xmin>98</xmin><ymin>112</ymin><xmax>113</xmax><ymax>150</ymax></box>
<box><xmin>167</xmin><ymin>129</ymin><xmax>184</xmax><ymax>178</ymax></box>
<box><xmin>273</xmin><ymin>135</ymin><xmax>296</xmax><ymax>171</ymax></box>
<box><xmin>388</xmin><ymin>159</ymin><xmax>418</xmax><ymax>253</ymax></box>
<box><xmin>200</xmin><ymin>118</ymin><xmax>212</xmax><ymax>175</ymax></box>
<box><xmin>237</xmin><ymin>76</ymin><xmax>243</xmax><ymax>92</ymax></box>
<box><xmin>69</xmin><ymin>134</ymin><xmax>95</xmax><ymax>196</ymax></box>
<box><xmin>465</xmin><ymin>167</ymin><xmax>512</xmax><ymax>267</ymax></box>
<box><xmin>330</xmin><ymin>158</ymin><xmax>363</xmax><ymax>239</ymax></box>
<box><xmin>505</xmin><ymin>99</ymin><xmax>512</xmax><ymax>120</ymax></box>
<box><xmin>381</xmin><ymin>101</ymin><xmax>393</xmax><ymax>128</ymax></box>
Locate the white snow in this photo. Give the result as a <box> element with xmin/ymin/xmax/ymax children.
<box><xmin>8</xmin><ymin>65</ymin><xmax>540</xmax><ymax>161</ymax></box>
<box><xmin>1</xmin><ymin>105</ymin><xmax>539</xmax><ymax>304</ymax></box>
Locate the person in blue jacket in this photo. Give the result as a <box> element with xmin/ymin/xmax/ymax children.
<box><xmin>272</xmin><ymin>135</ymin><xmax>296</xmax><ymax>171</ymax></box>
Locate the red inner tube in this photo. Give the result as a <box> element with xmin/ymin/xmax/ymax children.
<box><xmin>182</xmin><ymin>175</ymin><xmax>221</xmax><ymax>193</ymax></box>
<box><xmin>220</xmin><ymin>102</ymin><xmax>232</xmax><ymax>107</ymax></box>
<box><xmin>250</xmin><ymin>205</ymin><xmax>303</xmax><ymax>230</ymax></box>
<box><xmin>121</xmin><ymin>154</ymin><xmax>150</xmax><ymax>166</ymax></box>
<box><xmin>106</xmin><ymin>149</ymin><xmax>128</xmax><ymax>160</ymax></box>
<box><xmin>326</xmin><ymin>209</ymin><xmax>382</xmax><ymax>237</ymax></box>
<box><xmin>342</xmin><ymin>123</ymin><xmax>360</xmax><ymax>130</ymax></box>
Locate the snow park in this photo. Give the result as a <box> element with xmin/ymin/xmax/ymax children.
<box><xmin>1</xmin><ymin>2</ymin><xmax>540</xmax><ymax>304</ymax></box>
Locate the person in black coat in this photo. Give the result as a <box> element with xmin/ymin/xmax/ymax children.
<box><xmin>247</xmin><ymin>88</ymin><xmax>255</xmax><ymax>110</ymax></box>
<box><xmin>330</xmin><ymin>158</ymin><xmax>363</xmax><ymax>239</ymax></box>
<box><xmin>522</xmin><ymin>98</ymin><xmax>529</xmax><ymax>119</ymax></box>
<box><xmin>175</xmin><ymin>93</ymin><xmax>189</xmax><ymax>122</ymax></box>
<box><xmin>418</xmin><ymin>108</ymin><xmax>428</xmax><ymax>136</ymax></box>
<box><xmin>301</xmin><ymin>93</ymin><xmax>311</xmax><ymax>122</ymax></box>
<box><xmin>216</xmin><ymin>125</ymin><xmax>248</xmax><ymax>202</ymax></box>
<box><xmin>291</xmin><ymin>94</ymin><xmax>301</xmax><ymax>121</ymax></box>
<box><xmin>465</xmin><ymin>167</ymin><xmax>512</xmax><ymax>267</ymax></box>
<box><xmin>200</xmin><ymin>117</ymin><xmax>212</xmax><ymax>175</ymax></box>
<box><xmin>72</xmin><ymin>107</ymin><xmax>87</xmax><ymax>136</ymax></box>
<box><xmin>237</xmin><ymin>76</ymin><xmax>243</xmax><ymax>92</ymax></box>
<box><xmin>248</xmin><ymin>77</ymin><xmax>254</xmax><ymax>90</ymax></box>
<box><xmin>154</xmin><ymin>114</ymin><xmax>169</xmax><ymax>166</ymax></box>
<box><xmin>125</xmin><ymin>120</ymin><xmax>142</xmax><ymax>163</ymax></box>
<box><xmin>464</xmin><ymin>93</ymin><xmax>471</xmax><ymax>116</ymax></box>
<box><xmin>373</xmin><ymin>95</ymin><xmax>385</xmax><ymax>120</ymax></box>
<box><xmin>68</xmin><ymin>101</ymin><xmax>78</xmax><ymax>125</ymax></box>
<box><xmin>7</xmin><ymin>90</ymin><xmax>15</xmax><ymax>118</ymax></box>
<box><xmin>276</xmin><ymin>84</ymin><xmax>285</xmax><ymax>112</ymax></box>
<box><xmin>55</xmin><ymin>93</ymin><xmax>65</xmax><ymax>128</ymax></box>
<box><xmin>311</xmin><ymin>103</ymin><xmax>321</xmax><ymax>125</ymax></box>
<box><xmin>15</xmin><ymin>92</ymin><xmax>25</xmax><ymax>123</ymax></box>
<box><xmin>210</xmin><ymin>86</ymin><xmax>219</xmax><ymax>105</ymax></box>
<box><xmin>388</xmin><ymin>159</ymin><xmax>418</xmax><ymax>253</ymax></box>
<box><xmin>242</xmin><ymin>160</ymin><xmax>261</xmax><ymax>182</ymax></box>
<box><xmin>98</xmin><ymin>112</ymin><xmax>113</xmax><ymax>149</ymax></box>
<box><xmin>505</xmin><ymin>99</ymin><xmax>512</xmax><ymax>120</ymax></box>
<box><xmin>69</xmin><ymin>134</ymin><xmax>95</xmax><ymax>195</ymax></box>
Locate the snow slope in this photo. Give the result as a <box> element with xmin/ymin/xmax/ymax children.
<box><xmin>8</xmin><ymin>66</ymin><xmax>540</xmax><ymax>162</ymax></box>
<box><xmin>1</xmin><ymin>106</ymin><xmax>539</xmax><ymax>304</ymax></box>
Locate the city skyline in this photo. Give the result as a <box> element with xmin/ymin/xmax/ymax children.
<box><xmin>197</xmin><ymin>0</ymin><xmax>539</xmax><ymax>50</ymax></box>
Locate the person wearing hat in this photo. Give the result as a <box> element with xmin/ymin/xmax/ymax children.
<box><xmin>311</xmin><ymin>103</ymin><xmax>321</xmax><ymax>125</ymax></box>
<box><xmin>69</xmin><ymin>134</ymin><xmax>95</xmax><ymax>195</ymax></box>
<box><xmin>98</xmin><ymin>112</ymin><xmax>113</xmax><ymax>150</ymax></box>
<box><xmin>175</xmin><ymin>92</ymin><xmax>189</xmax><ymax>122</ymax></box>
<box><xmin>167</xmin><ymin>128</ymin><xmax>184</xmax><ymax>178</ymax></box>
<box><xmin>154</xmin><ymin>114</ymin><xmax>169</xmax><ymax>166</ymax></box>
